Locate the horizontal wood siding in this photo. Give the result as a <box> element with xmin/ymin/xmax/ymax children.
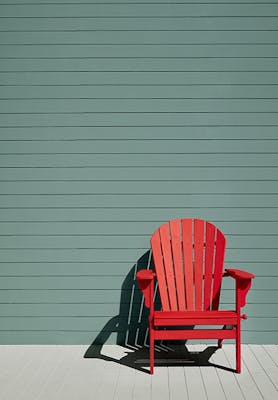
<box><xmin>0</xmin><ymin>0</ymin><xmax>277</xmax><ymax>344</ymax></box>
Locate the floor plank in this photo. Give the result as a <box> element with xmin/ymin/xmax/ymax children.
<box><xmin>249</xmin><ymin>345</ymin><xmax>278</xmax><ymax>391</ymax></box>
<box><xmin>113</xmin><ymin>364</ymin><xmax>135</xmax><ymax>400</ymax></box>
<box><xmin>51</xmin><ymin>346</ymin><xmax>107</xmax><ymax>400</ymax></box>
<box><xmin>0</xmin><ymin>345</ymin><xmax>277</xmax><ymax>400</ymax></box>
<box><xmin>263</xmin><ymin>344</ymin><xmax>278</xmax><ymax>366</ymax></box>
<box><xmin>133</xmin><ymin>368</ymin><xmax>152</xmax><ymax>400</ymax></box>
<box><xmin>1</xmin><ymin>346</ymin><xmax>46</xmax><ymax>400</ymax></box>
<box><xmin>223</xmin><ymin>345</ymin><xmax>264</xmax><ymax>400</ymax></box>
<box><xmin>210</xmin><ymin>345</ymin><xmax>245</xmax><ymax>400</ymax></box>
<box><xmin>168</xmin><ymin>366</ymin><xmax>188</xmax><ymax>400</ymax></box>
<box><xmin>0</xmin><ymin>346</ymin><xmax>35</xmax><ymax>399</ymax></box>
<box><xmin>18</xmin><ymin>346</ymin><xmax>66</xmax><ymax>400</ymax></box>
<box><xmin>183</xmin><ymin>345</ymin><xmax>207</xmax><ymax>400</ymax></box>
<box><xmin>242</xmin><ymin>345</ymin><xmax>278</xmax><ymax>400</ymax></box>
<box><xmin>0</xmin><ymin>346</ymin><xmax>28</xmax><ymax>393</ymax></box>
<box><xmin>193</xmin><ymin>345</ymin><xmax>226</xmax><ymax>400</ymax></box>
<box><xmin>37</xmin><ymin>347</ymin><xmax>85</xmax><ymax>400</ymax></box>
<box><xmin>151</xmin><ymin>366</ymin><xmax>169</xmax><ymax>400</ymax></box>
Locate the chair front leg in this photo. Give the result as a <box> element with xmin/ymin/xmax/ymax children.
<box><xmin>136</xmin><ymin>269</ymin><xmax>155</xmax><ymax>374</ymax></box>
<box><xmin>236</xmin><ymin>317</ymin><xmax>241</xmax><ymax>373</ymax></box>
<box><xmin>224</xmin><ymin>268</ymin><xmax>255</xmax><ymax>373</ymax></box>
<box><xmin>149</xmin><ymin>318</ymin><xmax>154</xmax><ymax>375</ymax></box>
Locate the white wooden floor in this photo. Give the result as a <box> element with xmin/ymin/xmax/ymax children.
<box><xmin>0</xmin><ymin>344</ymin><xmax>277</xmax><ymax>400</ymax></box>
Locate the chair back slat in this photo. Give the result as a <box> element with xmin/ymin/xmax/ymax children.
<box><xmin>160</xmin><ymin>223</ymin><xmax>178</xmax><ymax>311</ymax></box>
<box><xmin>194</xmin><ymin>219</ymin><xmax>205</xmax><ymax>311</ymax></box>
<box><xmin>182</xmin><ymin>219</ymin><xmax>194</xmax><ymax>310</ymax></box>
<box><xmin>212</xmin><ymin>229</ymin><xmax>226</xmax><ymax>310</ymax></box>
<box><xmin>151</xmin><ymin>219</ymin><xmax>226</xmax><ymax>312</ymax></box>
<box><xmin>204</xmin><ymin>221</ymin><xmax>216</xmax><ymax>310</ymax></box>
<box><xmin>170</xmin><ymin>220</ymin><xmax>186</xmax><ymax>310</ymax></box>
<box><xmin>151</xmin><ymin>230</ymin><xmax>171</xmax><ymax>311</ymax></box>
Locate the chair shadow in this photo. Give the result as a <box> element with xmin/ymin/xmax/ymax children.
<box><xmin>84</xmin><ymin>250</ymin><xmax>234</xmax><ymax>374</ymax></box>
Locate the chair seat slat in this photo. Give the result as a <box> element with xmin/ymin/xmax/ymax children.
<box><xmin>154</xmin><ymin>310</ymin><xmax>238</xmax><ymax>326</ymax></box>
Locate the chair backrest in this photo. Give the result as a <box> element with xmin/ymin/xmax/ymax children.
<box><xmin>151</xmin><ymin>219</ymin><xmax>226</xmax><ymax>312</ymax></box>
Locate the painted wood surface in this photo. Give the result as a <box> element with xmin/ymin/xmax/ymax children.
<box><xmin>0</xmin><ymin>344</ymin><xmax>277</xmax><ymax>400</ymax></box>
<box><xmin>0</xmin><ymin>0</ymin><xmax>277</xmax><ymax>344</ymax></box>
<box><xmin>151</xmin><ymin>219</ymin><xmax>228</xmax><ymax>313</ymax></box>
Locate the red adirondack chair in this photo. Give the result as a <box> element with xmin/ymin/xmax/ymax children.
<box><xmin>136</xmin><ymin>219</ymin><xmax>255</xmax><ymax>374</ymax></box>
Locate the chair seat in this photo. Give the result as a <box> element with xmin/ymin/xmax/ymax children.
<box><xmin>154</xmin><ymin>310</ymin><xmax>238</xmax><ymax>326</ymax></box>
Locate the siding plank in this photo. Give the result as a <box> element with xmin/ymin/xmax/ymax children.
<box><xmin>1</xmin><ymin>112</ymin><xmax>278</xmax><ymax>127</ymax></box>
<box><xmin>1</xmin><ymin>4</ymin><xmax>278</xmax><ymax>18</ymax></box>
<box><xmin>3</xmin><ymin>99</ymin><xmax>278</xmax><ymax>113</ymax></box>
<box><xmin>1</xmin><ymin>221</ymin><xmax>278</xmax><ymax>236</ymax></box>
<box><xmin>1</xmin><ymin>17</ymin><xmax>278</xmax><ymax>31</ymax></box>
<box><xmin>0</xmin><ymin>208</ymin><xmax>278</xmax><ymax>224</ymax></box>
<box><xmin>1</xmin><ymin>58</ymin><xmax>278</xmax><ymax>73</ymax></box>
<box><xmin>1</xmin><ymin>86</ymin><xmax>278</xmax><ymax>99</ymax></box>
<box><xmin>2</xmin><ymin>44</ymin><xmax>278</xmax><ymax>58</ymax></box>
<box><xmin>1</xmin><ymin>153</ymin><xmax>278</xmax><ymax>168</ymax></box>
<box><xmin>3</xmin><ymin>31</ymin><xmax>278</xmax><ymax>45</ymax></box>
<box><xmin>1</xmin><ymin>71</ymin><xmax>278</xmax><ymax>86</ymax></box>
<box><xmin>0</xmin><ymin>288</ymin><xmax>276</xmax><ymax>306</ymax></box>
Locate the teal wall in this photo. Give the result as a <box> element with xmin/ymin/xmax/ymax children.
<box><xmin>0</xmin><ymin>0</ymin><xmax>277</xmax><ymax>344</ymax></box>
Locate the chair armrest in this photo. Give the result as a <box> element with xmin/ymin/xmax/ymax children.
<box><xmin>136</xmin><ymin>269</ymin><xmax>156</xmax><ymax>310</ymax></box>
<box><xmin>137</xmin><ymin>269</ymin><xmax>156</xmax><ymax>281</ymax></box>
<box><xmin>224</xmin><ymin>268</ymin><xmax>255</xmax><ymax>309</ymax></box>
<box><xmin>225</xmin><ymin>268</ymin><xmax>255</xmax><ymax>280</ymax></box>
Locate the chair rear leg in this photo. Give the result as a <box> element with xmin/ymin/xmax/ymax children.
<box><xmin>236</xmin><ymin>325</ymin><xmax>241</xmax><ymax>373</ymax></box>
<box><xmin>218</xmin><ymin>325</ymin><xmax>226</xmax><ymax>348</ymax></box>
<box><xmin>218</xmin><ymin>339</ymin><xmax>223</xmax><ymax>348</ymax></box>
<box><xmin>149</xmin><ymin>325</ymin><xmax>154</xmax><ymax>375</ymax></box>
